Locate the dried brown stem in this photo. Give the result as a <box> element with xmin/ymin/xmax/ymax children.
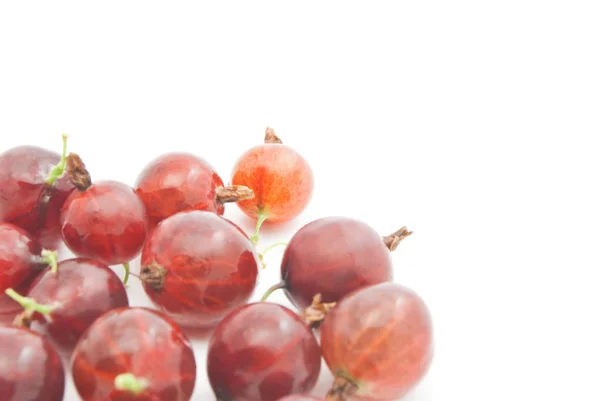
<box><xmin>140</xmin><ymin>262</ymin><xmax>167</xmax><ymax>292</ymax></box>
<box><xmin>215</xmin><ymin>185</ymin><xmax>255</xmax><ymax>204</ymax></box>
<box><xmin>13</xmin><ymin>310</ymin><xmax>33</xmax><ymax>328</ymax></box>
<box><xmin>382</xmin><ymin>226</ymin><xmax>413</xmax><ymax>251</ymax></box>
<box><xmin>66</xmin><ymin>153</ymin><xmax>92</xmax><ymax>191</ymax></box>
<box><xmin>264</xmin><ymin>127</ymin><xmax>282</xmax><ymax>144</ymax></box>
<box><xmin>303</xmin><ymin>293</ymin><xmax>336</xmax><ymax>329</ymax></box>
<box><xmin>326</xmin><ymin>375</ymin><xmax>359</xmax><ymax>401</ymax></box>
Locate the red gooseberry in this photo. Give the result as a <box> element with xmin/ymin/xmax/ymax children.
<box><xmin>320</xmin><ymin>283</ymin><xmax>434</xmax><ymax>401</ymax></box>
<box><xmin>231</xmin><ymin>128</ymin><xmax>314</xmax><ymax>244</ymax></box>
<box><xmin>276</xmin><ymin>396</ymin><xmax>324</xmax><ymax>401</ymax></box>
<box><xmin>207</xmin><ymin>302</ymin><xmax>322</xmax><ymax>401</ymax></box>
<box><xmin>261</xmin><ymin>216</ymin><xmax>412</xmax><ymax>311</ymax></box>
<box><xmin>0</xmin><ymin>135</ymin><xmax>74</xmax><ymax>249</ymax></box>
<box><xmin>5</xmin><ymin>257</ymin><xmax>129</xmax><ymax>349</ymax></box>
<box><xmin>71</xmin><ymin>307</ymin><xmax>197</xmax><ymax>401</ymax></box>
<box><xmin>135</xmin><ymin>152</ymin><xmax>254</xmax><ymax>229</ymax></box>
<box><xmin>140</xmin><ymin>210</ymin><xmax>259</xmax><ymax>328</ymax></box>
<box><xmin>0</xmin><ymin>326</ymin><xmax>65</xmax><ymax>401</ymax></box>
<box><xmin>0</xmin><ymin>223</ymin><xmax>55</xmax><ymax>324</ymax></box>
<box><xmin>59</xmin><ymin>154</ymin><xmax>148</xmax><ymax>284</ymax></box>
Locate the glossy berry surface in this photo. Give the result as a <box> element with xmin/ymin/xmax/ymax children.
<box><xmin>25</xmin><ymin>258</ymin><xmax>129</xmax><ymax>349</ymax></box>
<box><xmin>71</xmin><ymin>307</ymin><xmax>196</xmax><ymax>401</ymax></box>
<box><xmin>0</xmin><ymin>223</ymin><xmax>44</xmax><ymax>324</ymax></box>
<box><xmin>0</xmin><ymin>145</ymin><xmax>73</xmax><ymax>249</ymax></box>
<box><xmin>60</xmin><ymin>180</ymin><xmax>148</xmax><ymax>265</ymax></box>
<box><xmin>278</xmin><ymin>217</ymin><xmax>393</xmax><ymax>310</ymax></box>
<box><xmin>276</xmin><ymin>396</ymin><xmax>323</xmax><ymax>401</ymax></box>
<box><xmin>231</xmin><ymin>129</ymin><xmax>313</xmax><ymax>224</ymax></box>
<box><xmin>320</xmin><ymin>283</ymin><xmax>433</xmax><ymax>401</ymax></box>
<box><xmin>207</xmin><ymin>302</ymin><xmax>322</xmax><ymax>401</ymax></box>
<box><xmin>135</xmin><ymin>152</ymin><xmax>226</xmax><ymax>229</ymax></box>
<box><xmin>0</xmin><ymin>326</ymin><xmax>65</xmax><ymax>401</ymax></box>
<box><xmin>140</xmin><ymin>210</ymin><xmax>258</xmax><ymax>328</ymax></box>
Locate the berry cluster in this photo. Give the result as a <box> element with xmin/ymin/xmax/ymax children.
<box><xmin>0</xmin><ymin>129</ymin><xmax>433</xmax><ymax>401</ymax></box>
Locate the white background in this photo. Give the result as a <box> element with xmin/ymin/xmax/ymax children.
<box><xmin>1</xmin><ymin>1</ymin><xmax>599</xmax><ymax>400</ymax></box>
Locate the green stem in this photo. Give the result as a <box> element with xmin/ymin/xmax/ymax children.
<box><xmin>4</xmin><ymin>289</ymin><xmax>54</xmax><ymax>316</ymax></box>
<box><xmin>122</xmin><ymin>263</ymin><xmax>130</xmax><ymax>286</ymax></box>
<box><xmin>258</xmin><ymin>241</ymin><xmax>288</xmax><ymax>268</ymax></box>
<box><xmin>46</xmin><ymin>134</ymin><xmax>68</xmax><ymax>185</ymax></box>
<box><xmin>114</xmin><ymin>373</ymin><xmax>148</xmax><ymax>395</ymax></box>
<box><xmin>41</xmin><ymin>249</ymin><xmax>59</xmax><ymax>274</ymax></box>
<box><xmin>250</xmin><ymin>210</ymin><xmax>269</xmax><ymax>245</ymax></box>
<box><xmin>260</xmin><ymin>282</ymin><xmax>286</xmax><ymax>302</ymax></box>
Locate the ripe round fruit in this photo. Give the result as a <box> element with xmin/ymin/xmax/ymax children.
<box><xmin>0</xmin><ymin>223</ymin><xmax>48</xmax><ymax>324</ymax></box>
<box><xmin>140</xmin><ymin>210</ymin><xmax>259</xmax><ymax>328</ymax></box>
<box><xmin>320</xmin><ymin>283</ymin><xmax>433</xmax><ymax>401</ymax></box>
<box><xmin>276</xmin><ymin>396</ymin><xmax>323</xmax><ymax>401</ymax></box>
<box><xmin>7</xmin><ymin>257</ymin><xmax>129</xmax><ymax>349</ymax></box>
<box><xmin>0</xmin><ymin>326</ymin><xmax>65</xmax><ymax>401</ymax></box>
<box><xmin>59</xmin><ymin>154</ymin><xmax>148</xmax><ymax>284</ymax></box>
<box><xmin>0</xmin><ymin>135</ymin><xmax>73</xmax><ymax>249</ymax></box>
<box><xmin>262</xmin><ymin>216</ymin><xmax>411</xmax><ymax>310</ymax></box>
<box><xmin>207</xmin><ymin>302</ymin><xmax>322</xmax><ymax>401</ymax></box>
<box><xmin>135</xmin><ymin>152</ymin><xmax>254</xmax><ymax>229</ymax></box>
<box><xmin>71</xmin><ymin>307</ymin><xmax>196</xmax><ymax>401</ymax></box>
<box><xmin>231</xmin><ymin>128</ymin><xmax>314</xmax><ymax>243</ymax></box>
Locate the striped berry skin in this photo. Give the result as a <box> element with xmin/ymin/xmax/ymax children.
<box><xmin>71</xmin><ymin>307</ymin><xmax>196</xmax><ymax>401</ymax></box>
<box><xmin>0</xmin><ymin>326</ymin><xmax>65</xmax><ymax>401</ymax></box>
<box><xmin>140</xmin><ymin>210</ymin><xmax>259</xmax><ymax>328</ymax></box>
<box><xmin>207</xmin><ymin>302</ymin><xmax>321</xmax><ymax>401</ymax></box>
<box><xmin>320</xmin><ymin>283</ymin><xmax>433</xmax><ymax>401</ymax></box>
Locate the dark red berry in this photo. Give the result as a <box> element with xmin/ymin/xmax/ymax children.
<box><xmin>262</xmin><ymin>217</ymin><xmax>411</xmax><ymax>310</ymax></box>
<box><xmin>0</xmin><ymin>326</ymin><xmax>65</xmax><ymax>401</ymax></box>
<box><xmin>140</xmin><ymin>210</ymin><xmax>259</xmax><ymax>328</ymax></box>
<box><xmin>135</xmin><ymin>152</ymin><xmax>253</xmax><ymax>229</ymax></box>
<box><xmin>0</xmin><ymin>223</ymin><xmax>49</xmax><ymax>324</ymax></box>
<box><xmin>207</xmin><ymin>302</ymin><xmax>322</xmax><ymax>401</ymax></box>
<box><xmin>320</xmin><ymin>283</ymin><xmax>433</xmax><ymax>401</ymax></box>
<box><xmin>6</xmin><ymin>257</ymin><xmax>129</xmax><ymax>349</ymax></box>
<box><xmin>71</xmin><ymin>307</ymin><xmax>196</xmax><ymax>401</ymax></box>
<box><xmin>0</xmin><ymin>135</ymin><xmax>73</xmax><ymax>249</ymax></box>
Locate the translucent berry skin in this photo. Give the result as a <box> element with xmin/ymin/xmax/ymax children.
<box><xmin>135</xmin><ymin>152</ymin><xmax>226</xmax><ymax>229</ymax></box>
<box><xmin>71</xmin><ymin>307</ymin><xmax>196</xmax><ymax>401</ymax></box>
<box><xmin>0</xmin><ymin>326</ymin><xmax>65</xmax><ymax>401</ymax></box>
<box><xmin>320</xmin><ymin>283</ymin><xmax>434</xmax><ymax>401</ymax></box>
<box><xmin>207</xmin><ymin>302</ymin><xmax>322</xmax><ymax>401</ymax></box>
<box><xmin>26</xmin><ymin>258</ymin><xmax>129</xmax><ymax>349</ymax></box>
<box><xmin>0</xmin><ymin>146</ymin><xmax>74</xmax><ymax>249</ymax></box>
<box><xmin>0</xmin><ymin>223</ymin><xmax>44</xmax><ymax>324</ymax></box>
<box><xmin>141</xmin><ymin>211</ymin><xmax>259</xmax><ymax>328</ymax></box>
<box><xmin>60</xmin><ymin>180</ymin><xmax>149</xmax><ymax>265</ymax></box>
<box><xmin>231</xmin><ymin>143</ymin><xmax>313</xmax><ymax>223</ymax></box>
<box><xmin>276</xmin><ymin>396</ymin><xmax>323</xmax><ymax>401</ymax></box>
<box><xmin>281</xmin><ymin>217</ymin><xmax>393</xmax><ymax>310</ymax></box>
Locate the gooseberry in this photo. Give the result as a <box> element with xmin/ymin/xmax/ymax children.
<box><xmin>135</xmin><ymin>152</ymin><xmax>254</xmax><ymax>229</ymax></box>
<box><xmin>71</xmin><ymin>307</ymin><xmax>196</xmax><ymax>401</ymax></box>
<box><xmin>60</xmin><ymin>153</ymin><xmax>148</xmax><ymax>284</ymax></box>
<box><xmin>231</xmin><ymin>128</ymin><xmax>314</xmax><ymax>244</ymax></box>
<box><xmin>0</xmin><ymin>326</ymin><xmax>65</xmax><ymax>401</ymax></box>
<box><xmin>140</xmin><ymin>210</ymin><xmax>258</xmax><ymax>328</ymax></box>
<box><xmin>320</xmin><ymin>283</ymin><xmax>433</xmax><ymax>401</ymax></box>
<box><xmin>262</xmin><ymin>216</ymin><xmax>412</xmax><ymax>310</ymax></box>
<box><xmin>207</xmin><ymin>302</ymin><xmax>322</xmax><ymax>401</ymax></box>
<box><xmin>5</xmin><ymin>257</ymin><xmax>128</xmax><ymax>349</ymax></box>
<box><xmin>0</xmin><ymin>135</ymin><xmax>73</xmax><ymax>249</ymax></box>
